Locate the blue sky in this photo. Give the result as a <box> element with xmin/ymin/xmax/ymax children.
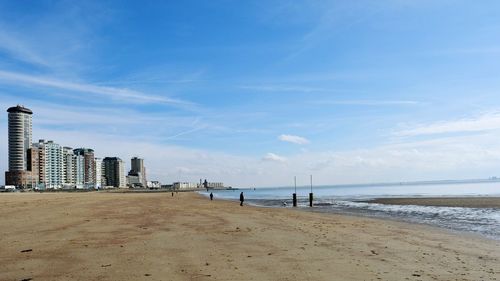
<box><xmin>1</xmin><ymin>0</ymin><xmax>500</xmax><ymax>187</ymax></box>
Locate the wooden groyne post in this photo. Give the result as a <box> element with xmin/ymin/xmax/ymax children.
<box><xmin>293</xmin><ymin>176</ymin><xmax>297</xmax><ymax>207</ymax></box>
<box><xmin>309</xmin><ymin>175</ymin><xmax>313</xmax><ymax>207</ymax></box>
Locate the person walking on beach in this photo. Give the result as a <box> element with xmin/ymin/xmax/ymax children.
<box><xmin>240</xmin><ymin>192</ymin><xmax>244</xmax><ymax>206</ymax></box>
<box><xmin>210</xmin><ymin>192</ymin><xmax>213</xmax><ymax>200</ymax></box>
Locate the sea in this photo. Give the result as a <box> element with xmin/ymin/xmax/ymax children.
<box><xmin>200</xmin><ymin>181</ymin><xmax>500</xmax><ymax>240</ymax></box>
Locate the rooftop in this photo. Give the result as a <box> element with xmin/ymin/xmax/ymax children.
<box><xmin>7</xmin><ymin>105</ymin><xmax>33</xmax><ymax>115</ymax></box>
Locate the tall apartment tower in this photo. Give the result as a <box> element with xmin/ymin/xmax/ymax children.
<box><xmin>74</xmin><ymin>154</ymin><xmax>85</xmax><ymax>188</ymax></box>
<box><xmin>103</xmin><ymin>157</ymin><xmax>126</xmax><ymax>188</ymax></box>
<box><xmin>5</xmin><ymin>105</ymin><xmax>36</xmax><ymax>188</ymax></box>
<box><xmin>73</xmin><ymin>148</ymin><xmax>95</xmax><ymax>188</ymax></box>
<box><xmin>129</xmin><ymin>157</ymin><xmax>147</xmax><ymax>187</ymax></box>
<box><xmin>94</xmin><ymin>158</ymin><xmax>102</xmax><ymax>189</ymax></box>
<box><xmin>63</xmin><ymin>147</ymin><xmax>76</xmax><ymax>187</ymax></box>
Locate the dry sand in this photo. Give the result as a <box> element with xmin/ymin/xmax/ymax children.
<box><xmin>363</xmin><ymin>197</ymin><xmax>500</xmax><ymax>208</ymax></box>
<box><xmin>0</xmin><ymin>192</ymin><xmax>499</xmax><ymax>281</ymax></box>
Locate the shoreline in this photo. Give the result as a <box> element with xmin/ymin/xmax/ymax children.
<box><xmin>1</xmin><ymin>192</ymin><xmax>499</xmax><ymax>280</ymax></box>
<box><xmin>207</xmin><ymin>192</ymin><xmax>499</xmax><ymax>241</ymax></box>
<box><xmin>217</xmin><ymin>194</ymin><xmax>500</xmax><ymax>240</ymax></box>
<box><xmin>361</xmin><ymin>197</ymin><xmax>500</xmax><ymax>208</ymax></box>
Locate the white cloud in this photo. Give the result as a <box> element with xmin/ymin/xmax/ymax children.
<box><xmin>396</xmin><ymin>111</ymin><xmax>500</xmax><ymax>137</ymax></box>
<box><xmin>262</xmin><ymin>153</ymin><xmax>287</xmax><ymax>163</ymax></box>
<box><xmin>3</xmin><ymin>119</ymin><xmax>500</xmax><ymax>187</ymax></box>
<box><xmin>279</xmin><ymin>134</ymin><xmax>310</xmax><ymax>145</ymax></box>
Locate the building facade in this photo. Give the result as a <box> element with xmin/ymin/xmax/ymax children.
<box><xmin>33</xmin><ymin>140</ymin><xmax>64</xmax><ymax>189</ymax></box>
<box><xmin>103</xmin><ymin>157</ymin><xmax>126</xmax><ymax>188</ymax></box>
<box><xmin>128</xmin><ymin>157</ymin><xmax>146</xmax><ymax>187</ymax></box>
<box><xmin>74</xmin><ymin>154</ymin><xmax>85</xmax><ymax>188</ymax></box>
<box><xmin>207</xmin><ymin>182</ymin><xmax>224</xmax><ymax>188</ymax></box>
<box><xmin>63</xmin><ymin>147</ymin><xmax>75</xmax><ymax>187</ymax></box>
<box><xmin>172</xmin><ymin>182</ymin><xmax>199</xmax><ymax>190</ymax></box>
<box><xmin>74</xmin><ymin>148</ymin><xmax>95</xmax><ymax>188</ymax></box>
<box><xmin>94</xmin><ymin>158</ymin><xmax>102</xmax><ymax>189</ymax></box>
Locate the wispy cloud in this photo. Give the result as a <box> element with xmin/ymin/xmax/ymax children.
<box><xmin>278</xmin><ymin>134</ymin><xmax>310</xmax><ymax>145</ymax></box>
<box><xmin>395</xmin><ymin>111</ymin><xmax>500</xmax><ymax>137</ymax></box>
<box><xmin>0</xmin><ymin>70</ymin><xmax>191</xmax><ymax>106</ymax></box>
<box><xmin>262</xmin><ymin>153</ymin><xmax>287</xmax><ymax>163</ymax></box>
<box><xmin>163</xmin><ymin>119</ymin><xmax>207</xmax><ymax>140</ymax></box>
<box><xmin>314</xmin><ymin>100</ymin><xmax>421</xmax><ymax>106</ymax></box>
<box><xmin>240</xmin><ymin>85</ymin><xmax>327</xmax><ymax>93</ymax></box>
<box><xmin>0</xmin><ymin>29</ymin><xmax>50</xmax><ymax>67</ymax></box>
<box><xmin>427</xmin><ymin>47</ymin><xmax>500</xmax><ymax>56</ymax></box>
<box><xmin>97</xmin><ymin>68</ymin><xmax>207</xmax><ymax>86</ymax></box>
<box><xmin>285</xmin><ymin>3</ymin><xmax>385</xmax><ymax>61</ymax></box>
<box><xmin>0</xmin><ymin>95</ymin><xmax>205</xmax><ymax>144</ymax></box>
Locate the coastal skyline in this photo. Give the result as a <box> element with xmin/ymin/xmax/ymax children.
<box><xmin>2</xmin><ymin>1</ymin><xmax>500</xmax><ymax>187</ymax></box>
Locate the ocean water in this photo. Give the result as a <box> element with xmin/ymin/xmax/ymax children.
<box><xmin>201</xmin><ymin>181</ymin><xmax>500</xmax><ymax>240</ymax></box>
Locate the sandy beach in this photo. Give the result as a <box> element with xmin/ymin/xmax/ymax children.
<box><xmin>1</xmin><ymin>192</ymin><xmax>499</xmax><ymax>281</ymax></box>
<box><xmin>363</xmin><ymin>197</ymin><xmax>500</xmax><ymax>208</ymax></box>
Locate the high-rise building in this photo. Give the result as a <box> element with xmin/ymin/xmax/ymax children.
<box><xmin>74</xmin><ymin>148</ymin><xmax>95</xmax><ymax>188</ymax></box>
<box><xmin>27</xmin><ymin>146</ymin><xmax>40</xmax><ymax>187</ymax></box>
<box><xmin>33</xmin><ymin>142</ymin><xmax>45</xmax><ymax>187</ymax></box>
<box><xmin>103</xmin><ymin>157</ymin><xmax>126</xmax><ymax>188</ymax></box>
<box><xmin>34</xmin><ymin>140</ymin><xmax>63</xmax><ymax>189</ymax></box>
<box><xmin>74</xmin><ymin>154</ymin><xmax>84</xmax><ymax>188</ymax></box>
<box><xmin>5</xmin><ymin>105</ymin><xmax>36</xmax><ymax>188</ymax></box>
<box><xmin>128</xmin><ymin>157</ymin><xmax>146</xmax><ymax>187</ymax></box>
<box><xmin>94</xmin><ymin>158</ymin><xmax>102</xmax><ymax>189</ymax></box>
<box><xmin>63</xmin><ymin>147</ymin><xmax>75</xmax><ymax>187</ymax></box>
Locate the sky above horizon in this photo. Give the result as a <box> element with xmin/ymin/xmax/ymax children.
<box><xmin>1</xmin><ymin>1</ymin><xmax>500</xmax><ymax>187</ymax></box>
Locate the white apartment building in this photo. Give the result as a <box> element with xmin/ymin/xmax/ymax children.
<box><xmin>119</xmin><ymin>161</ymin><xmax>126</xmax><ymax>188</ymax></box>
<box><xmin>207</xmin><ymin>182</ymin><xmax>224</xmax><ymax>188</ymax></box>
<box><xmin>35</xmin><ymin>140</ymin><xmax>63</xmax><ymax>189</ymax></box>
<box><xmin>75</xmin><ymin>154</ymin><xmax>85</xmax><ymax>188</ymax></box>
<box><xmin>95</xmin><ymin>158</ymin><xmax>102</xmax><ymax>189</ymax></box>
<box><xmin>63</xmin><ymin>147</ymin><xmax>75</xmax><ymax>187</ymax></box>
<box><xmin>173</xmin><ymin>182</ymin><xmax>199</xmax><ymax>190</ymax></box>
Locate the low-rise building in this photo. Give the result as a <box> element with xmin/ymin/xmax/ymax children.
<box><xmin>127</xmin><ymin>174</ymin><xmax>142</xmax><ymax>188</ymax></box>
<box><xmin>147</xmin><ymin>181</ymin><xmax>161</xmax><ymax>189</ymax></box>
<box><xmin>207</xmin><ymin>182</ymin><xmax>224</xmax><ymax>189</ymax></box>
<box><xmin>172</xmin><ymin>182</ymin><xmax>198</xmax><ymax>190</ymax></box>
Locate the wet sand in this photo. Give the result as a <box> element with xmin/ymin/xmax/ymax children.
<box><xmin>1</xmin><ymin>192</ymin><xmax>499</xmax><ymax>281</ymax></box>
<box><xmin>363</xmin><ymin>197</ymin><xmax>500</xmax><ymax>208</ymax></box>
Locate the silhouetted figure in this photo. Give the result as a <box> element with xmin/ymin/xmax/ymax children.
<box><xmin>240</xmin><ymin>192</ymin><xmax>244</xmax><ymax>206</ymax></box>
<box><xmin>210</xmin><ymin>192</ymin><xmax>213</xmax><ymax>200</ymax></box>
<box><xmin>171</xmin><ymin>192</ymin><xmax>174</xmax><ymax>197</ymax></box>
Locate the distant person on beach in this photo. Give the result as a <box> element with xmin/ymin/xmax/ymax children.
<box><xmin>210</xmin><ymin>192</ymin><xmax>213</xmax><ymax>200</ymax></box>
<box><xmin>240</xmin><ymin>192</ymin><xmax>244</xmax><ymax>206</ymax></box>
<box><xmin>171</xmin><ymin>192</ymin><xmax>174</xmax><ymax>197</ymax></box>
